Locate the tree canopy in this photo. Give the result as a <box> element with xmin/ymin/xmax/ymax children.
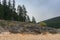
<box><xmin>0</xmin><ymin>0</ymin><xmax>36</xmax><ymax>23</ymax></box>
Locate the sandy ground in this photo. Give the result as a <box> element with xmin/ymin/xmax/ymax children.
<box><xmin>0</xmin><ymin>32</ymin><xmax>60</xmax><ymax>40</ymax></box>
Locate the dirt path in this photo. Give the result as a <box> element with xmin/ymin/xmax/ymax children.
<box><xmin>0</xmin><ymin>33</ymin><xmax>60</xmax><ymax>40</ymax></box>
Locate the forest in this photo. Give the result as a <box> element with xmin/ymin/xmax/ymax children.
<box><xmin>0</xmin><ymin>0</ymin><xmax>36</xmax><ymax>23</ymax></box>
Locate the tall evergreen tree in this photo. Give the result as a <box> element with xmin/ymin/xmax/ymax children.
<box><xmin>2</xmin><ymin>0</ymin><xmax>7</xmax><ymax>20</ymax></box>
<box><xmin>2</xmin><ymin>0</ymin><xmax>7</xmax><ymax>6</ymax></box>
<box><xmin>12</xmin><ymin>0</ymin><xmax>15</xmax><ymax>12</ymax></box>
<box><xmin>11</xmin><ymin>0</ymin><xmax>16</xmax><ymax>20</ymax></box>
<box><xmin>8</xmin><ymin>0</ymin><xmax>11</xmax><ymax>8</ymax></box>
<box><xmin>17</xmin><ymin>5</ymin><xmax>23</xmax><ymax>21</ymax></box>
<box><xmin>0</xmin><ymin>0</ymin><xmax>1</xmax><ymax>4</ymax></box>
<box><xmin>22</xmin><ymin>5</ymin><xmax>27</xmax><ymax>22</ymax></box>
<box><xmin>26</xmin><ymin>15</ymin><xmax>30</xmax><ymax>22</ymax></box>
<box><xmin>32</xmin><ymin>16</ymin><xmax>36</xmax><ymax>23</ymax></box>
<box><xmin>7</xmin><ymin>0</ymin><xmax>13</xmax><ymax>20</ymax></box>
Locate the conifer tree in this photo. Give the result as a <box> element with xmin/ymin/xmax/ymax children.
<box><xmin>32</xmin><ymin>16</ymin><xmax>36</xmax><ymax>23</ymax></box>
<box><xmin>0</xmin><ymin>0</ymin><xmax>1</xmax><ymax>4</ymax></box>
<box><xmin>2</xmin><ymin>0</ymin><xmax>7</xmax><ymax>20</ymax></box>
<box><xmin>17</xmin><ymin>5</ymin><xmax>23</xmax><ymax>21</ymax></box>
<box><xmin>2</xmin><ymin>0</ymin><xmax>7</xmax><ymax>6</ymax></box>
<box><xmin>8</xmin><ymin>0</ymin><xmax>11</xmax><ymax>8</ymax></box>
<box><xmin>12</xmin><ymin>0</ymin><xmax>15</xmax><ymax>12</ymax></box>
<box><xmin>22</xmin><ymin>5</ymin><xmax>27</xmax><ymax>22</ymax></box>
<box><xmin>26</xmin><ymin>15</ymin><xmax>30</xmax><ymax>22</ymax></box>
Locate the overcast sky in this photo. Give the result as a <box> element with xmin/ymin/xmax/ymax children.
<box><xmin>3</xmin><ymin>0</ymin><xmax>60</xmax><ymax>22</ymax></box>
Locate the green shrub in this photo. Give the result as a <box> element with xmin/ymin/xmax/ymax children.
<box><xmin>39</xmin><ymin>22</ymin><xmax>47</xmax><ymax>26</ymax></box>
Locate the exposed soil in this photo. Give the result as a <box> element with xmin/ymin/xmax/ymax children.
<box><xmin>0</xmin><ymin>32</ymin><xmax>60</xmax><ymax>40</ymax></box>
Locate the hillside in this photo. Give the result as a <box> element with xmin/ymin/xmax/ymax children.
<box><xmin>43</xmin><ymin>16</ymin><xmax>60</xmax><ymax>28</ymax></box>
<box><xmin>0</xmin><ymin>20</ymin><xmax>58</xmax><ymax>34</ymax></box>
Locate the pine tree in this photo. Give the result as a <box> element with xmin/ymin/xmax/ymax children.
<box><xmin>22</xmin><ymin>5</ymin><xmax>27</xmax><ymax>22</ymax></box>
<box><xmin>12</xmin><ymin>0</ymin><xmax>15</xmax><ymax>12</ymax></box>
<box><xmin>0</xmin><ymin>0</ymin><xmax>1</xmax><ymax>4</ymax></box>
<box><xmin>32</xmin><ymin>16</ymin><xmax>36</xmax><ymax>23</ymax></box>
<box><xmin>2</xmin><ymin>0</ymin><xmax>7</xmax><ymax>6</ymax></box>
<box><xmin>11</xmin><ymin>0</ymin><xmax>16</xmax><ymax>20</ymax></box>
<box><xmin>26</xmin><ymin>15</ymin><xmax>30</xmax><ymax>22</ymax></box>
<box><xmin>8</xmin><ymin>0</ymin><xmax>11</xmax><ymax>8</ymax></box>
<box><xmin>17</xmin><ymin>5</ymin><xmax>27</xmax><ymax>22</ymax></box>
<box><xmin>2</xmin><ymin>0</ymin><xmax>7</xmax><ymax>20</ymax></box>
<box><xmin>17</xmin><ymin>5</ymin><xmax>23</xmax><ymax>21</ymax></box>
<box><xmin>7</xmin><ymin>0</ymin><xmax>13</xmax><ymax>20</ymax></box>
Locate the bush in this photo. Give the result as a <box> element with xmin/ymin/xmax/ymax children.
<box><xmin>38</xmin><ymin>22</ymin><xmax>47</xmax><ymax>26</ymax></box>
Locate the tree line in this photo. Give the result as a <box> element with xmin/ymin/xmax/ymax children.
<box><xmin>0</xmin><ymin>0</ymin><xmax>36</xmax><ymax>23</ymax></box>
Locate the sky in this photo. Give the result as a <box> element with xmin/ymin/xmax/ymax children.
<box><xmin>3</xmin><ymin>0</ymin><xmax>60</xmax><ymax>22</ymax></box>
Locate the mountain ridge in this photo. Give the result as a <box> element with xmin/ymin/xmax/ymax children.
<box><xmin>42</xmin><ymin>16</ymin><xmax>60</xmax><ymax>28</ymax></box>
